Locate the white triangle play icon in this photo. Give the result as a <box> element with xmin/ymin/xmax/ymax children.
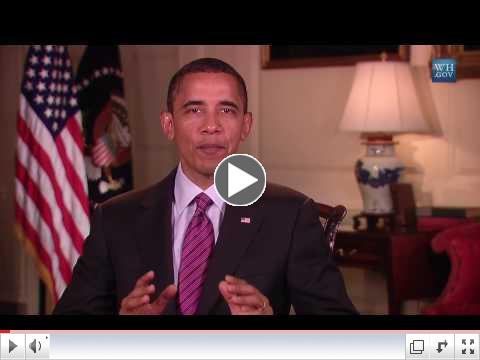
<box><xmin>228</xmin><ymin>162</ymin><xmax>258</xmax><ymax>198</ymax></box>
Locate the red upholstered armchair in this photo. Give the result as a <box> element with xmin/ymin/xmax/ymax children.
<box><xmin>423</xmin><ymin>223</ymin><xmax>480</xmax><ymax>315</ymax></box>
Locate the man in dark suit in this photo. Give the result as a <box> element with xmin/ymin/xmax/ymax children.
<box><xmin>54</xmin><ymin>58</ymin><xmax>356</xmax><ymax>315</ymax></box>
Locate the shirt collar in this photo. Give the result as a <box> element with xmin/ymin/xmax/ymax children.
<box><xmin>174</xmin><ymin>163</ymin><xmax>226</xmax><ymax>215</ymax></box>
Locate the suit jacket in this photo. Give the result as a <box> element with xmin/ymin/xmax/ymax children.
<box><xmin>54</xmin><ymin>168</ymin><xmax>357</xmax><ymax>315</ymax></box>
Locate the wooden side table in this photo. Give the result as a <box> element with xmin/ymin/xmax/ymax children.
<box><xmin>335</xmin><ymin>229</ymin><xmax>449</xmax><ymax>314</ymax></box>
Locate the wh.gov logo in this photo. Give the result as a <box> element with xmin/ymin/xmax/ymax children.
<box><xmin>432</xmin><ymin>58</ymin><xmax>456</xmax><ymax>83</ymax></box>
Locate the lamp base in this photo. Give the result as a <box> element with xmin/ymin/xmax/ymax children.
<box><xmin>355</xmin><ymin>135</ymin><xmax>404</xmax><ymax>215</ymax></box>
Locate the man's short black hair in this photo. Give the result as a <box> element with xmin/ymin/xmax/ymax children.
<box><xmin>167</xmin><ymin>57</ymin><xmax>248</xmax><ymax>114</ymax></box>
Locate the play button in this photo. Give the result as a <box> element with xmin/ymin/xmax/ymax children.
<box><xmin>1</xmin><ymin>334</ymin><xmax>25</xmax><ymax>359</ymax></box>
<box><xmin>228</xmin><ymin>163</ymin><xmax>258</xmax><ymax>197</ymax></box>
<box><xmin>214</xmin><ymin>154</ymin><xmax>266</xmax><ymax>206</ymax></box>
<box><xmin>9</xmin><ymin>340</ymin><xmax>17</xmax><ymax>353</ymax></box>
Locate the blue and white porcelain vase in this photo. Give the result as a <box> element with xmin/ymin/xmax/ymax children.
<box><xmin>355</xmin><ymin>140</ymin><xmax>404</xmax><ymax>214</ymax></box>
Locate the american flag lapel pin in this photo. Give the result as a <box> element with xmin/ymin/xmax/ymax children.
<box><xmin>241</xmin><ymin>217</ymin><xmax>251</xmax><ymax>224</ymax></box>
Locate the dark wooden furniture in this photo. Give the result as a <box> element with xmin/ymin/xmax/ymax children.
<box><xmin>314</xmin><ymin>203</ymin><xmax>347</xmax><ymax>254</ymax></box>
<box><xmin>335</xmin><ymin>229</ymin><xmax>449</xmax><ymax>314</ymax></box>
<box><xmin>0</xmin><ymin>301</ymin><xmax>25</xmax><ymax>314</ymax></box>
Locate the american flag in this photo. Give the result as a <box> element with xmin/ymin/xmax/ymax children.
<box><xmin>92</xmin><ymin>135</ymin><xmax>115</xmax><ymax>167</ymax></box>
<box><xmin>15</xmin><ymin>45</ymin><xmax>90</xmax><ymax>302</ymax></box>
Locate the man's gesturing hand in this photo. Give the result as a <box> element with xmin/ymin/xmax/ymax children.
<box><xmin>120</xmin><ymin>271</ymin><xmax>176</xmax><ymax>315</ymax></box>
<box><xmin>219</xmin><ymin>275</ymin><xmax>273</xmax><ymax>315</ymax></box>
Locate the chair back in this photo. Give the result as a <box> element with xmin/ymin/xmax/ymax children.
<box><xmin>314</xmin><ymin>202</ymin><xmax>347</xmax><ymax>254</ymax></box>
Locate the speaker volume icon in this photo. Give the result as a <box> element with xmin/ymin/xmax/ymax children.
<box><xmin>29</xmin><ymin>339</ymin><xmax>42</xmax><ymax>354</ymax></box>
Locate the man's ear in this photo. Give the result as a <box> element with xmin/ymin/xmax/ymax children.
<box><xmin>160</xmin><ymin>112</ymin><xmax>175</xmax><ymax>141</ymax></box>
<box><xmin>240</xmin><ymin>112</ymin><xmax>253</xmax><ymax>142</ymax></box>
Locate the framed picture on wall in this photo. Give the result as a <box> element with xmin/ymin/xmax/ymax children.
<box><xmin>261</xmin><ymin>45</ymin><xmax>410</xmax><ymax>69</ymax></box>
<box><xmin>432</xmin><ymin>45</ymin><xmax>480</xmax><ymax>79</ymax></box>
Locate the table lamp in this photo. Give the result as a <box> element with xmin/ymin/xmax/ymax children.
<box><xmin>340</xmin><ymin>58</ymin><xmax>431</xmax><ymax>214</ymax></box>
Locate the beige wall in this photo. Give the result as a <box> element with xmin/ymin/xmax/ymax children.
<box><xmin>2</xmin><ymin>45</ymin><xmax>480</xmax><ymax>314</ymax></box>
<box><xmin>260</xmin><ymin>45</ymin><xmax>480</xmax><ymax>214</ymax></box>
<box><xmin>0</xmin><ymin>45</ymin><xmax>40</xmax><ymax>313</ymax></box>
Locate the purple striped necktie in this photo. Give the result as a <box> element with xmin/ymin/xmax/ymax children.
<box><xmin>178</xmin><ymin>192</ymin><xmax>215</xmax><ymax>315</ymax></box>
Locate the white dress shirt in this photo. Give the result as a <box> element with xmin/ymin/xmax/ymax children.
<box><xmin>171</xmin><ymin>163</ymin><xmax>226</xmax><ymax>285</ymax></box>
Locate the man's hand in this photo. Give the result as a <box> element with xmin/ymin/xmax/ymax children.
<box><xmin>219</xmin><ymin>275</ymin><xmax>273</xmax><ymax>315</ymax></box>
<box><xmin>120</xmin><ymin>271</ymin><xmax>177</xmax><ymax>315</ymax></box>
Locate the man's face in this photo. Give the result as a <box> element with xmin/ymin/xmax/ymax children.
<box><xmin>161</xmin><ymin>72</ymin><xmax>252</xmax><ymax>185</ymax></box>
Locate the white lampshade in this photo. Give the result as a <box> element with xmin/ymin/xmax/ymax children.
<box><xmin>340</xmin><ymin>61</ymin><xmax>430</xmax><ymax>134</ymax></box>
